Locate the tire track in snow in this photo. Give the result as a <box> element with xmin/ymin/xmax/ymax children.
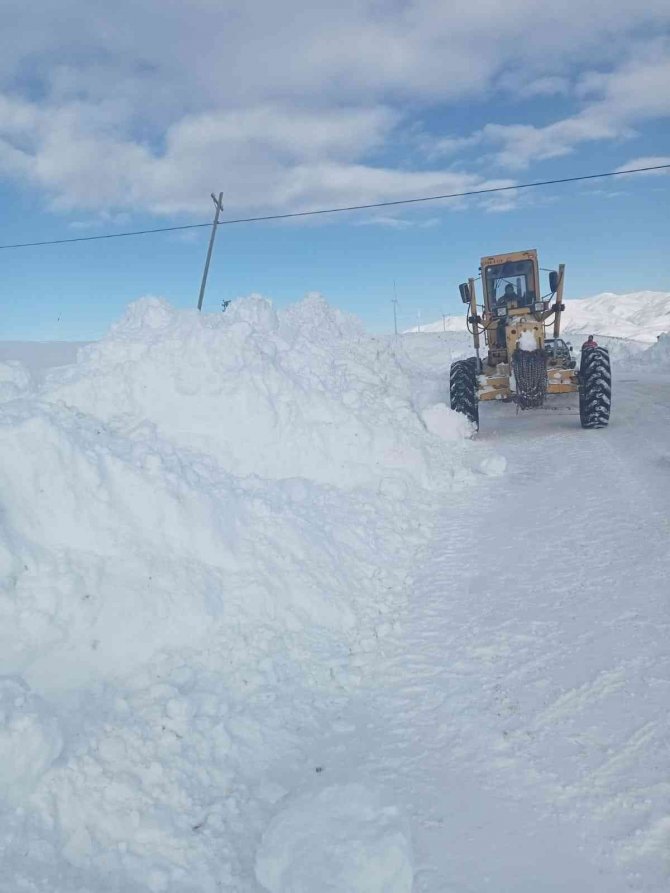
<box><xmin>291</xmin><ymin>381</ymin><xmax>670</xmax><ymax>891</ymax></box>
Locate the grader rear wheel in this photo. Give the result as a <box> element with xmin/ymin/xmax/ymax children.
<box><xmin>579</xmin><ymin>346</ymin><xmax>611</xmax><ymax>429</ymax></box>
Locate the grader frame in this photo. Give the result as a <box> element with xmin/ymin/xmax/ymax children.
<box><xmin>464</xmin><ymin>249</ymin><xmax>576</xmax><ymax>401</ymax></box>
<box><xmin>450</xmin><ymin>249</ymin><xmax>612</xmax><ymax>429</ymax></box>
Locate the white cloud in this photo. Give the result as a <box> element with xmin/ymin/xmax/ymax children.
<box><xmin>519</xmin><ymin>77</ymin><xmax>571</xmax><ymax>98</ymax></box>
<box><xmin>0</xmin><ymin>2</ymin><xmax>668</xmax><ymax>215</ymax></box>
<box><xmin>436</xmin><ymin>44</ymin><xmax>670</xmax><ymax>170</ymax></box>
<box><xmin>498</xmin><ymin>74</ymin><xmax>571</xmax><ymax>98</ymax></box>
<box><xmin>421</xmin><ymin>133</ymin><xmax>483</xmax><ymax>160</ymax></box>
<box><xmin>0</xmin><ymin>93</ymin><xmax>517</xmax><ymax>216</ymax></box>
<box><xmin>480</xmin><ymin>116</ymin><xmax>627</xmax><ymax>169</ymax></box>
<box><xmin>615</xmin><ymin>157</ymin><xmax>670</xmax><ymax>174</ymax></box>
<box><xmin>354</xmin><ymin>215</ymin><xmax>441</xmax><ymax>229</ymax></box>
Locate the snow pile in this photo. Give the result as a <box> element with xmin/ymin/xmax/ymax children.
<box><xmin>624</xmin><ymin>332</ymin><xmax>670</xmax><ymax>372</ymax></box>
<box><xmin>517</xmin><ymin>330</ymin><xmax>537</xmax><ymax>352</ymax></box>
<box><xmin>44</xmin><ymin>294</ymin><xmax>472</xmax><ymax>489</ymax></box>
<box><xmin>0</xmin><ymin>399</ymin><xmax>389</xmax><ymax>690</ymax></box>
<box><xmin>0</xmin><ymin>359</ymin><xmax>31</xmax><ymax>401</ymax></box>
<box><xmin>0</xmin><ymin>678</ymin><xmax>63</xmax><ymax>806</ymax></box>
<box><xmin>395</xmin><ymin>331</ymin><xmax>473</xmax><ymax>370</ymax></box>
<box><xmin>0</xmin><ymin>294</ymin><xmax>480</xmax><ymax>891</ymax></box>
<box><xmin>387</xmin><ymin>332</ymin><xmax>475</xmax><ymax>426</ymax></box>
<box><xmin>255</xmin><ymin>784</ymin><xmax>413</xmax><ymax>893</ymax></box>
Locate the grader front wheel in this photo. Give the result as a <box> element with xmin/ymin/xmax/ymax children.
<box><xmin>450</xmin><ymin>358</ymin><xmax>479</xmax><ymax>428</ymax></box>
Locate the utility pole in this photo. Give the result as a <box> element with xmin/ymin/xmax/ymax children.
<box><xmin>197</xmin><ymin>192</ymin><xmax>224</xmax><ymax>312</ymax></box>
<box><xmin>442</xmin><ymin>314</ymin><xmax>446</xmax><ymax>332</ymax></box>
<box><xmin>392</xmin><ymin>280</ymin><xmax>398</xmax><ymax>336</ymax></box>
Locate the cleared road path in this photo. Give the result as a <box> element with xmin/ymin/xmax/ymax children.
<box><xmin>305</xmin><ymin>375</ymin><xmax>670</xmax><ymax>891</ymax></box>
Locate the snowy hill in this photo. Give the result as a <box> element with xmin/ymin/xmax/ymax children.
<box><xmin>561</xmin><ymin>291</ymin><xmax>670</xmax><ymax>342</ymax></box>
<box><xmin>407</xmin><ymin>290</ymin><xmax>670</xmax><ymax>343</ymax></box>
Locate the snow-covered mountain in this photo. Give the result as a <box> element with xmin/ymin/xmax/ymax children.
<box><xmin>564</xmin><ymin>291</ymin><xmax>670</xmax><ymax>342</ymax></box>
<box><xmin>407</xmin><ymin>290</ymin><xmax>670</xmax><ymax>343</ymax></box>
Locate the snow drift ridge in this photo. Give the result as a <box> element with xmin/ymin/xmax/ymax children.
<box><xmin>0</xmin><ymin>294</ymin><xmax>475</xmax><ymax>892</ymax></box>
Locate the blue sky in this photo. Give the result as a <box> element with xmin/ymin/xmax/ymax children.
<box><xmin>1</xmin><ymin>1</ymin><xmax>668</xmax><ymax>340</ymax></box>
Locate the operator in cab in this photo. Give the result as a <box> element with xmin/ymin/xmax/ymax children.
<box><xmin>494</xmin><ymin>283</ymin><xmax>517</xmax><ymax>346</ymax></box>
<box><xmin>497</xmin><ymin>283</ymin><xmax>517</xmax><ymax>308</ymax></box>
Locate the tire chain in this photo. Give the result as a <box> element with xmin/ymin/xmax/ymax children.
<box><xmin>512</xmin><ymin>348</ymin><xmax>548</xmax><ymax>409</ymax></box>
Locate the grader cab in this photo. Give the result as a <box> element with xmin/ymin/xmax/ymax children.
<box><xmin>449</xmin><ymin>249</ymin><xmax>611</xmax><ymax>429</ymax></box>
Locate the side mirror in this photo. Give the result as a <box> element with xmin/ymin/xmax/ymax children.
<box><xmin>459</xmin><ymin>282</ymin><xmax>471</xmax><ymax>304</ymax></box>
<box><xmin>549</xmin><ymin>270</ymin><xmax>559</xmax><ymax>293</ymax></box>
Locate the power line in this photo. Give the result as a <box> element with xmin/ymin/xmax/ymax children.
<box><xmin>1</xmin><ymin>162</ymin><xmax>668</xmax><ymax>250</ymax></box>
<box><xmin>0</xmin><ymin>221</ymin><xmax>212</xmax><ymax>249</ymax></box>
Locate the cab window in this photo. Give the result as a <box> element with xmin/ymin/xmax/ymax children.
<box><xmin>484</xmin><ymin>260</ymin><xmax>536</xmax><ymax>308</ymax></box>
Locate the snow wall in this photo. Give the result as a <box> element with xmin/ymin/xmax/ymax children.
<box><xmin>623</xmin><ymin>331</ymin><xmax>670</xmax><ymax>372</ymax></box>
<box><xmin>0</xmin><ymin>294</ymin><xmax>483</xmax><ymax>892</ymax></box>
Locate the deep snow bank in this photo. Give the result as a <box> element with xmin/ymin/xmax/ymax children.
<box><xmin>0</xmin><ymin>295</ymin><xmax>480</xmax><ymax>892</ymax></box>
<box><xmin>0</xmin><ymin>359</ymin><xmax>31</xmax><ymax>401</ymax></box>
<box><xmin>44</xmin><ymin>294</ymin><xmax>472</xmax><ymax>489</ymax></box>
<box><xmin>623</xmin><ymin>332</ymin><xmax>670</xmax><ymax>372</ymax></box>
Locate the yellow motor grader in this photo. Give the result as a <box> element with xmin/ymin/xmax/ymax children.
<box><xmin>449</xmin><ymin>249</ymin><xmax>611</xmax><ymax>429</ymax></box>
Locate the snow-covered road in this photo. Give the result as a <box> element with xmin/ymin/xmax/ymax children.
<box><xmin>286</xmin><ymin>374</ymin><xmax>670</xmax><ymax>891</ymax></box>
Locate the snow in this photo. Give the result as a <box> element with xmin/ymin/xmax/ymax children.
<box><xmin>476</xmin><ymin>453</ymin><xmax>507</xmax><ymax>476</ymax></box>
<box><xmin>0</xmin><ymin>294</ymin><xmax>478</xmax><ymax>892</ymax></box>
<box><xmin>41</xmin><ymin>295</ymin><xmax>468</xmax><ymax>490</ymax></box>
<box><xmin>422</xmin><ymin>402</ymin><xmax>473</xmax><ymax>440</ymax></box>
<box><xmin>517</xmin><ymin>330</ymin><xmax>536</xmax><ymax>351</ymax></box>
<box><xmin>625</xmin><ymin>332</ymin><xmax>670</xmax><ymax>372</ymax></box>
<box><xmin>560</xmin><ymin>290</ymin><xmax>670</xmax><ymax>343</ymax></box>
<box><xmin>0</xmin><ymin>359</ymin><xmax>32</xmax><ymax>401</ymax></box>
<box><xmin>0</xmin><ymin>679</ymin><xmax>63</xmax><ymax>806</ymax></box>
<box><xmin>2</xmin><ymin>293</ymin><xmax>670</xmax><ymax>892</ymax></box>
<box><xmin>255</xmin><ymin>784</ymin><xmax>413</xmax><ymax>893</ymax></box>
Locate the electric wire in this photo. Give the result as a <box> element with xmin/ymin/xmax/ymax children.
<box><xmin>0</xmin><ymin>162</ymin><xmax>668</xmax><ymax>250</ymax></box>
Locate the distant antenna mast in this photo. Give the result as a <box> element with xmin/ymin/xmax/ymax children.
<box><xmin>392</xmin><ymin>280</ymin><xmax>398</xmax><ymax>336</ymax></box>
<box><xmin>197</xmin><ymin>192</ymin><xmax>224</xmax><ymax>311</ymax></box>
